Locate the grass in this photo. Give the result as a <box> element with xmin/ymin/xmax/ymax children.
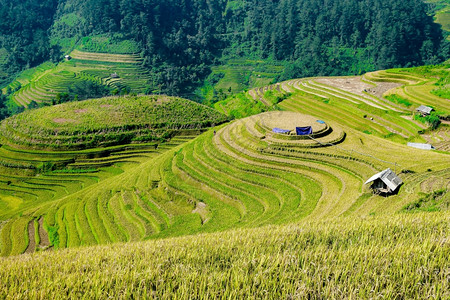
<box><xmin>403</xmin><ymin>189</ymin><xmax>449</xmax><ymax>212</ymax></box>
<box><xmin>0</xmin><ymin>212</ymin><xmax>448</xmax><ymax>298</ymax></box>
<box><xmin>384</xmin><ymin>94</ymin><xmax>413</xmax><ymax>107</ymax></box>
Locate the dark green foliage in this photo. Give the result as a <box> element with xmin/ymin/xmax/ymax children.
<box><xmin>425</xmin><ymin>113</ymin><xmax>442</xmax><ymax>129</ymax></box>
<box><xmin>385</xmin><ymin>95</ymin><xmax>413</xmax><ymax>107</ymax></box>
<box><xmin>45</xmin><ymin>224</ymin><xmax>59</xmax><ymax>248</ymax></box>
<box><xmin>0</xmin><ymin>0</ymin><xmax>58</xmax><ymax>74</ymax></box>
<box><xmin>0</xmin><ymin>0</ymin><xmax>448</xmax><ymax>98</ymax></box>
<box><xmin>403</xmin><ymin>189</ymin><xmax>449</xmax><ymax>212</ymax></box>
<box><xmin>415</xmin><ymin>112</ymin><xmax>442</xmax><ymax>129</ymax></box>
<box><xmin>0</xmin><ymin>91</ymin><xmax>9</xmax><ymax>120</ymax></box>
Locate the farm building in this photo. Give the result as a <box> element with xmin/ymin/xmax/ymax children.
<box><xmin>111</xmin><ymin>72</ymin><xmax>120</xmax><ymax>78</ymax></box>
<box><xmin>64</xmin><ymin>55</ymin><xmax>71</xmax><ymax>61</ymax></box>
<box><xmin>365</xmin><ymin>168</ymin><xmax>402</xmax><ymax>194</ymax></box>
<box><xmin>407</xmin><ymin>142</ymin><xmax>435</xmax><ymax>150</ymax></box>
<box><xmin>416</xmin><ymin>105</ymin><xmax>433</xmax><ymax>116</ymax></box>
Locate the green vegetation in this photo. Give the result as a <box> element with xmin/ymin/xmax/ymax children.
<box><xmin>78</xmin><ymin>35</ymin><xmax>141</xmax><ymax>54</ymax></box>
<box><xmin>415</xmin><ymin>112</ymin><xmax>443</xmax><ymax>130</ymax></box>
<box><xmin>1</xmin><ymin>95</ymin><xmax>227</xmax><ymax>150</ymax></box>
<box><xmin>403</xmin><ymin>189</ymin><xmax>449</xmax><ymax>212</ymax></box>
<box><xmin>427</xmin><ymin>0</ymin><xmax>450</xmax><ymax>39</ymax></box>
<box><xmin>5</xmin><ymin>50</ymin><xmax>154</xmax><ymax>108</ymax></box>
<box><xmin>385</xmin><ymin>94</ymin><xmax>413</xmax><ymax>107</ymax></box>
<box><xmin>1</xmin><ymin>99</ymin><xmax>448</xmax><ymax>255</ymax></box>
<box><xmin>0</xmin><ymin>95</ymin><xmax>227</xmax><ymax>256</ymax></box>
<box><xmin>1</xmin><ymin>0</ymin><xmax>448</xmax><ymax>101</ymax></box>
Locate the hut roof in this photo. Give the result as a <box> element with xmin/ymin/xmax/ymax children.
<box><xmin>407</xmin><ymin>142</ymin><xmax>435</xmax><ymax>150</ymax></box>
<box><xmin>416</xmin><ymin>105</ymin><xmax>433</xmax><ymax>115</ymax></box>
<box><xmin>365</xmin><ymin>168</ymin><xmax>402</xmax><ymax>192</ymax></box>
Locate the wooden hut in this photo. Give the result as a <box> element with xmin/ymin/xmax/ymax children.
<box><xmin>365</xmin><ymin>168</ymin><xmax>402</xmax><ymax>194</ymax></box>
<box><xmin>416</xmin><ymin>105</ymin><xmax>433</xmax><ymax>116</ymax></box>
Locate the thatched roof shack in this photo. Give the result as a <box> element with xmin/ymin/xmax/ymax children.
<box><xmin>416</xmin><ymin>105</ymin><xmax>433</xmax><ymax>116</ymax></box>
<box><xmin>365</xmin><ymin>168</ymin><xmax>402</xmax><ymax>194</ymax></box>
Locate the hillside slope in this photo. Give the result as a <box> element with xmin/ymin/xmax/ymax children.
<box><xmin>0</xmin><ymin>95</ymin><xmax>227</xmax><ymax>256</ymax></box>
<box><xmin>0</xmin><ymin>66</ymin><xmax>448</xmax><ymax>257</ymax></box>
<box><xmin>0</xmin><ymin>212</ymin><xmax>448</xmax><ymax>298</ymax></box>
<box><xmin>1</xmin><ymin>0</ymin><xmax>448</xmax><ymax>101</ymax></box>
<box><xmin>5</xmin><ymin>50</ymin><xmax>152</xmax><ymax>108</ymax></box>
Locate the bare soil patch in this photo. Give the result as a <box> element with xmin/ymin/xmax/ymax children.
<box><xmin>74</xmin><ymin>109</ymin><xmax>88</xmax><ymax>113</ymax></box>
<box><xmin>316</xmin><ymin>76</ymin><xmax>402</xmax><ymax>98</ymax></box>
<box><xmin>38</xmin><ymin>217</ymin><xmax>50</xmax><ymax>248</ymax></box>
<box><xmin>99</xmin><ymin>105</ymin><xmax>113</xmax><ymax>108</ymax></box>
<box><xmin>260</xmin><ymin>111</ymin><xmax>326</xmax><ymax>132</ymax></box>
<box><xmin>192</xmin><ymin>202</ymin><xmax>208</xmax><ymax>224</ymax></box>
<box><xmin>25</xmin><ymin>220</ymin><xmax>35</xmax><ymax>253</ymax></box>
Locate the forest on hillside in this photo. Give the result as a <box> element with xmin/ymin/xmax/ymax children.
<box><xmin>0</xmin><ymin>0</ymin><xmax>448</xmax><ymax>96</ymax></box>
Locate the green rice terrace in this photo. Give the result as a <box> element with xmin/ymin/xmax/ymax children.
<box><xmin>0</xmin><ymin>66</ymin><xmax>449</xmax><ymax>298</ymax></box>
<box><xmin>4</xmin><ymin>49</ymin><xmax>152</xmax><ymax>107</ymax></box>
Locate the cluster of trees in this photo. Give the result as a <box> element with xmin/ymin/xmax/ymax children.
<box><xmin>0</xmin><ymin>0</ymin><xmax>448</xmax><ymax>98</ymax></box>
<box><xmin>0</xmin><ymin>0</ymin><xmax>60</xmax><ymax>75</ymax></box>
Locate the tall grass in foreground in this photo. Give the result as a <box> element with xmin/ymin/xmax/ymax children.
<box><xmin>0</xmin><ymin>212</ymin><xmax>448</xmax><ymax>299</ymax></box>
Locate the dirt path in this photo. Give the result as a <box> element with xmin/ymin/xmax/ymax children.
<box><xmin>38</xmin><ymin>217</ymin><xmax>50</xmax><ymax>248</ymax></box>
<box><xmin>25</xmin><ymin>220</ymin><xmax>35</xmax><ymax>253</ymax></box>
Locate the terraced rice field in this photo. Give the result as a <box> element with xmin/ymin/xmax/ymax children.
<box><xmin>0</xmin><ymin>96</ymin><xmax>227</xmax><ymax>255</ymax></box>
<box><xmin>10</xmin><ymin>50</ymin><xmax>152</xmax><ymax>107</ymax></box>
<box><xmin>211</xmin><ymin>59</ymin><xmax>284</xmax><ymax>93</ymax></box>
<box><xmin>0</xmin><ymin>67</ymin><xmax>448</xmax><ymax>257</ymax></box>
<box><xmin>244</xmin><ymin>65</ymin><xmax>449</xmax><ymax>150</ymax></box>
<box><xmin>1</xmin><ymin>109</ymin><xmax>448</xmax><ymax>256</ymax></box>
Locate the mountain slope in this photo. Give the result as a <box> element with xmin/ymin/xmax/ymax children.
<box><xmin>0</xmin><ymin>66</ymin><xmax>448</xmax><ymax>256</ymax></box>
<box><xmin>1</xmin><ymin>0</ymin><xmax>448</xmax><ymax>102</ymax></box>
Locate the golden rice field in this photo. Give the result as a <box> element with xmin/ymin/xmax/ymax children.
<box><xmin>0</xmin><ymin>212</ymin><xmax>448</xmax><ymax>299</ymax></box>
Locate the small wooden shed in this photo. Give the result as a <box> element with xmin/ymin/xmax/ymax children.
<box><xmin>365</xmin><ymin>168</ymin><xmax>402</xmax><ymax>194</ymax></box>
<box><xmin>111</xmin><ymin>72</ymin><xmax>119</xmax><ymax>78</ymax></box>
<box><xmin>416</xmin><ymin>105</ymin><xmax>433</xmax><ymax>116</ymax></box>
